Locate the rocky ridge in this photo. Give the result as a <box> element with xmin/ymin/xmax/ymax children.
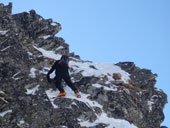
<box><xmin>0</xmin><ymin>3</ymin><xmax>168</xmax><ymax>128</ymax></box>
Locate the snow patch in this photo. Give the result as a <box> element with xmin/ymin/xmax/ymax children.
<box><xmin>51</xmin><ymin>22</ymin><xmax>58</xmax><ymax>26</ymax></box>
<box><xmin>0</xmin><ymin>30</ymin><xmax>8</xmax><ymax>35</ymax></box>
<box><xmin>70</xmin><ymin>61</ymin><xmax>130</xmax><ymax>83</ymax></box>
<box><xmin>12</xmin><ymin>71</ymin><xmax>21</xmax><ymax>80</ymax></box>
<box><xmin>29</xmin><ymin>68</ymin><xmax>37</xmax><ymax>78</ymax></box>
<box><xmin>33</xmin><ymin>47</ymin><xmax>130</xmax><ymax>84</ymax></box>
<box><xmin>39</xmin><ymin>66</ymin><xmax>56</xmax><ymax>79</ymax></box>
<box><xmin>39</xmin><ymin>17</ymin><xmax>43</xmax><ymax>21</ymax></box>
<box><xmin>38</xmin><ymin>35</ymin><xmax>52</xmax><ymax>39</ymax></box>
<box><xmin>18</xmin><ymin>120</ymin><xmax>25</xmax><ymax>126</ymax></box>
<box><xmin>26</xmin><ymin>85</ymin><xmax>40</xmax><ymax>95</ymax></box>
<box><xmin>45</xmin><ymin>89</ymin><xmax>59</xmax><ymax>108</ymax></box>
<box><xmin>147</xmin><ymin>95</ymin><xmax>157</xmax><ymax>112</ymax></box>
<box><xmin>45</xmin><ymin>87</ymin><xmax>102</xmax><ymax>109</ymax></box>
<box><xmin>57</xmin><ymin>126</ymin><xmax>67</xmax><ymax>128</ymax></box>
<box><xmin>56</xmin><ymin>46</ymin><xmax>64</xmax><ymax>51</ymax></box>
<box><xmin>79</xmin><ymin>112</ymin><xmax>137</xmax><ymax>128</ymax></box>
<box><xmin>0</xmin><ymin>46</ymin><xmax>11</xmax><ymax>52</ymax></box>
<box><xmin>155</xmin><ymin>88</ymin><xmax>163</xmax><ymax>92</ymax></box>
<box><xmin>0</xmin><ymin>110</ymin><xmax>12</xmax><ymax>117</ymax></box>
<box><xmin>33</xmin><ymin>46</ymin><xmax>61</xmax><ymax>60</ymax></box>
<box><xmin>27</xmin><ymin>51</ymin><xmax>33</xmax><ymax>56</ymax></box>
<box><xmin>45</xmin><ymin>86</ymin><xmax>137</xmax><ymax>128</ymax></box>
<box><xmin>0</xmin><ymin>97</ymin><xmax>8</xmax><ymax>103</ymax></box>
<box><xmin>147</xmin><ymin>100</ymin><xmax>154</xmax><ymax>112</ymax></box>
<box><xmin>0</xmin><ymin>90</ymin><xmax>5</xmax><ymax>95</ymax></box>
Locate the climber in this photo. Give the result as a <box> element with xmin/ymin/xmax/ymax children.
<box><xmin>47</xmin><ymin>55</ymin><xmax>81</xmax><ymax>98</ymax></box>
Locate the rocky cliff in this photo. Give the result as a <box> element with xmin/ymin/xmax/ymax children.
<box><xmin>0</xmin><ymin>3</ymin><xmax>168</xmax><ymax>128</ymax></box>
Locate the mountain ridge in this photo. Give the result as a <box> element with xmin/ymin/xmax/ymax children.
<box><xmin>0</xmin><ymin>3</ymin><xmax>168</xmax><ymax>128</ymax></box>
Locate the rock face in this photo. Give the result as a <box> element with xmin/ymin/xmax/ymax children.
<box><xmin>0</xmin><ymin>3</ymin><xmax>168</xmax><ymax>128</ymax></box>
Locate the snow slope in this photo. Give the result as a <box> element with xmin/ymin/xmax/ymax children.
<box><xmin>30</xmin><ymin>46</ymin><xmax>137</xmax><ymax>128</ymax></box>
<box><xmin>45</xmin><ymin>87</ymin><xmax>137</xmax><ymax>128</ymax></box>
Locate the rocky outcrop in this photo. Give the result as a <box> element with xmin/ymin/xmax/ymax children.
<box><xmin>0</xmin><ymin>3</ymin><xmax>12</xmax><ymax>17</ymax></box>
<box><xmin>116</xmin><ymin>62</ymin><xmax>167</xmax><ymax>128</ymax></box>
<box><xmin>0</xmin><ymin>3</ymin><xmax>168</xmax><ymax>128</ymax></box>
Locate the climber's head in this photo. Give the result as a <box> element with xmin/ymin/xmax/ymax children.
<box><xmin>58</xmin><ymin>55</ymin><xmax>69</xmax><ymax>66</ymax></box>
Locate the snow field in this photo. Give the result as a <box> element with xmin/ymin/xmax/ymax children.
<box><xmin>27</xmin><ymin>46</ymin><xmax>137</xmax><ymax>128</ymax></box>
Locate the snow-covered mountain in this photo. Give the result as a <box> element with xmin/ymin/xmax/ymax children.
<box><xmin>0</xmin><ymin>3</ymin><xmax>168</xmax><ymax>128</ymax></box>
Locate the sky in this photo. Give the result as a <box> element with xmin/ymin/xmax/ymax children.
<box><xmin>1</xmin><ymin>0</ymin><xmax>170</xmax><ymax>127</ymax></box>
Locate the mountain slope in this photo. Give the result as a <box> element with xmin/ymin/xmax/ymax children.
<box><xmin>0</xmin><ymin>3</ymin><xmax>167</xmax><ymax>128</ymax></box>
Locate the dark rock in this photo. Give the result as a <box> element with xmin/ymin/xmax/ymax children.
<box><xmin>54</xmin><ymin>98</ymin><xmax>97</xmax><ymax>122</ymax></box>
<box><xmin>116</xmin><ymin>62</ymin><xmax>136</xmax><ymax>74</ymax></box>
<box><xmin>116</xmin><ymin>62</ymin><xmax>158</xmax><ymax>89</ymax></box>
<box><xmin>161</xmin><ymin>126</ymin><xmax>168</xmax><ymax>128</ymax></box>
<box><xmin>0</xmin><ymin>3</ymin><xmax>12</xmax><ymax>17</ymax></box>
<box><xmin>12</xmin><ymin>10</ymin><xmax>61</xmax><ymax>39</ymax></box>
<box><xmin>89</xmin><ymin>65</ymin><xmax>98</xmax><ymax>70</ymax></box>
<box><xmin>113</xmin><ymin>73</ymin><xmax>122</xmax><ymax>80</ymax></box>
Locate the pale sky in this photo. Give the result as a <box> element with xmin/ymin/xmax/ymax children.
<box><xmin>1</xmin><ymin>0</ymin><xmax>170</xmax><ymax>127</ymax></box>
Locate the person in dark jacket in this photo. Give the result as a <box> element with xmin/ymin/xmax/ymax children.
<box><xmin>47</xmin><ymin>55</ymin><xmax>80</xmax><ymax>97</ymax></box>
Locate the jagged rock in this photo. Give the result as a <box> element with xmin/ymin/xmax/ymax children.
<box><xmin>116</xmin><ymin>62</ymin><xmax>158</xmax><ymax>89</ymax></box>
<box><xmin>116</xmin><ymin>62</ymin><xmax>167</xmax><ymax>128</ymax></box>
<box><xmin>0</xmin><ymin>2</ymin><xmax>12</xmax><ymax>17</ymax></box>
<box><xmin>12</xmin><ymin>10</ymin><xmax>61</xmax><ymax>39</ymax></box>
<box><xmin>161</xmin><ymin>126</ymin><xmax>168</xmax><ymax>128</ymax></box>
<box><xmin>69</xmin><ymin>52</ymin><xmax>81</xmax><ymax>59</ymax></box>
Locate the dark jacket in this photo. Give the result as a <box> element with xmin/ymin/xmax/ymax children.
<box><xmin>47</xmin><ymin>60</ymin><xmax>69</xmax><ymax>78</ymax></box>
